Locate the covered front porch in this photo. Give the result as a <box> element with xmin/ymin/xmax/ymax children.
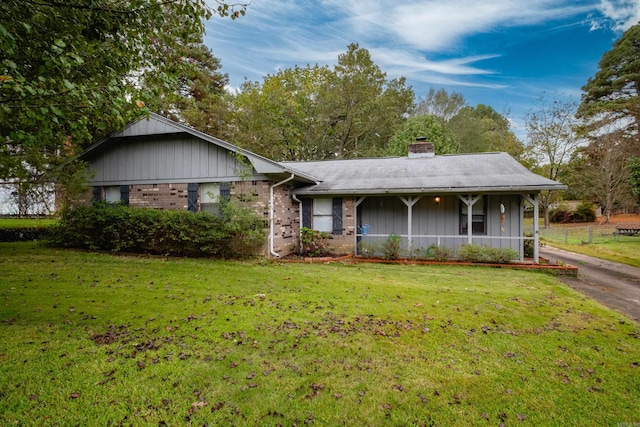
<box><xmin>353</xmin><ymin>193</ymin><xmax>542</xmax><ymax>262</ymax></box>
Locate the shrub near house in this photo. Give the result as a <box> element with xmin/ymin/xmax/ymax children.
<box><xmin>47</xmin><ymin>202</ymin><xmax>265</xmax><ymax>258</ymax></box>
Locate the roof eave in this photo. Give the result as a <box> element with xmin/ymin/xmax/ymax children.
<box><xmin>292</xmin><ymin>184</ymin><xmax>567</xmax><ymax>196</ymax></box>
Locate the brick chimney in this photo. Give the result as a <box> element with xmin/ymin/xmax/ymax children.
<box><xmin>408</xmin><ymin>137</ymin><xmax>435</xmax><ymax>158</ymax></box>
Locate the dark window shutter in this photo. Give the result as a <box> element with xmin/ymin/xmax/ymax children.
<box><xmin>187</xmin><ymin>183</ymin><xmax>198</xmax><ymax>212</ymax></box>
<box><xmin>92</xmin><ymin>186</ymin><xmax>102</xmax><ymax>201</ymax></box>
<box><xmin>301</xmin><ymin>198</ymin><xmax>312</xmax><ymax>228</ymax></box>
<box><xmin>332</xmin><ymin>197</ymin><xmax>343</xmax><ymax>235</ymax></box>
<box><xmin>220</xmin><ymin>182</ymin><xmax>231</xmax><ymax>201</ymax></box>
<box><xmin>120</xmin><ymin>185</ymin><xmax>130</xmax><ymax>206</ymax></box>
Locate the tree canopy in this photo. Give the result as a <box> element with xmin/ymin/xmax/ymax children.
<box><xmin>577</xmin><ymin>23</ymin><xmax>640</xmax><ymax>151</ymax></box>
<box><xmin>385</xmin><ymin>115</ymin><xmax>457</xmax><ymax>156</ymax></box>
<box><xmin>232</xmin><ymin>44</ymin><xmax>414</xmax><ymax>161</ymax></box>
<box><xmin>448</xmin><ymin>104</ymin><xmax>523</xmax><ymax>158</ymax></box>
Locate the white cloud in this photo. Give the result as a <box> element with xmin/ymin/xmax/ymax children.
<box><xmin>329</xmin><ymin>0</ymin><xmax>597</xmax><ymax>51</ymax></box>
<box><xmin>598</xmin><ymin>0</ymin><xmax>640</xmax><ymax>31</ymax></box>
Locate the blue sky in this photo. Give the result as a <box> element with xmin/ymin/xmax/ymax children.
<box><xmin>203</xmin><ymin>0</ymin><xmax>639</xmax><ymax>140</ymax></box>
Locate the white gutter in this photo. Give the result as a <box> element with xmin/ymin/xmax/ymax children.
<box><xmin>269</xmin><ymin>174</ymin><xmax>295</xmax><ymax>258</ymax></box>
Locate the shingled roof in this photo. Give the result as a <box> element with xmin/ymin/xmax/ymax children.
<box><xmin>282</xmin><ymin>152</ymin><xmax>566</xmax><ymax>196</ymax></box>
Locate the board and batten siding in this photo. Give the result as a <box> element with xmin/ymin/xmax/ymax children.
<box><xmin>88</xmin><ymin>134</ymin><xmax>256</xmax><ymax>185</ymax></box>
<box><xmin>358</xmin><ymin>194</ymin><xmax>522</xmax><ymax>254</ymax></box>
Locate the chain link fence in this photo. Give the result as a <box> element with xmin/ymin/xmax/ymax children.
<box><xmin>539</xmin><ymin>225</ymin><xmax>639</xmax><ymax>244</ymax></box>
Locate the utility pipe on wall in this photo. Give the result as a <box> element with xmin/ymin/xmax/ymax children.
<box><xmin>269</xmin><ymin>174</ymin><xmax>295</xmax><ymax>258</ymax></box>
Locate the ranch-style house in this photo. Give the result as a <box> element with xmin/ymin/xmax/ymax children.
<box><xmin>80</xmin><ymin>113</ymin><xmax>565</xmax><ymax>261</ymax></box>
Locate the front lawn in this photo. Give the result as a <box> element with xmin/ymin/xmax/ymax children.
<box><xmin>0</xmin><ymin>218</ymin><xmax>58</xmax><ymax>228</ymax></box>
<box><xmin>0</xmin><ymin>243</ymin><xmax>638</xmax><ymax>426</ymax></box>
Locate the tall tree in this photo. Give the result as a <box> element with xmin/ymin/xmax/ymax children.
<box><xmin>573</xmin><ymin>131</ymin><xmax>633</xmax><ymax>223</ymax></box>
<box><xmin>628</xmin><ymin>156</ymin><xmax>640</xmax><ymax>205</ymax></box>
<box><xmin>385</xmin><ymin>115</ymin><xmax>457</xmax><ymax>156</ymax></box>
<box><xmin>413</xmin><ymin>88</ymin><xmax>466</xmax><ymax>122</ymax></box>
<box><xmin>525</xmin><ymin>93</ymin><xmax>582</xmax><ymax>226</ymax></box>
<box><xmin>326</xmin><ymin>43</ymin><xmax>414</xmax><ymax>158</ymax></box>
<box><xmin>448</xmin><ymin>104</ymin><xmax>523</xmax><ymax>158</ymax></box>
<box><xmin>233</xmin><ymin>65</ymin><xmax>334</xmax><ymax>161</ymax></box>
<box><xmin>232</xmin><ymin>44</ymin><xmax>414</xmax><ymax>160</ymax></box>
<box><xmin>141</xmin><ymin>40</ymin><xmax>233</xmax><ymax>139</ymax></box>
<box><xmin>577</xmin><ymin>23</ymin><xmax>640</xmax><ymax>152</ymax></box>
<box><xmin>0</xmin><ymin>0</ymin><xmax>245</xmax><ymax>213</ymax></box>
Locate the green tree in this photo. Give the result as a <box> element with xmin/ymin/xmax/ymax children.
<box><xmin>325</xmin><ymin>43</ymin><xmax>414</xmax><ymax>158</ymax></box>
<box><xmin>0</xmin><ymin>0</ymin><xmax>245</xmax><ymax>213</ymax></box>
<box><xmin>141</xmin><ymin>40</ymin><xmax>233</xmax><ymax>139</ymax></box>
<box><xmin>574</xmin><ymin>131</ymin><xmax>633</xmax><ymax>223</ymax></box>
<box><xmin>232</xmin><ymin>44</ymin><xmax>414</xmax><ymax>160</ymax></box>
<box><xmin>577</xmin><ymin>23</ymin><xmax>640</xmax><ymax>151</ymax></box>
<box><xmin>233</xmin><ymin>64</ymin><xmax>335</xmax><ymax>161</ymax></box>
<box><xmin>385</xmin><ymin>115</ymin><xmax>457</xmax><ymax>156</ymax></box>
<box><xmin>448</xmin><ymin>105</ymin><xmax>523</xmax><ymax>158</ymax></box>
<box><xmin>628</xmin><ymin>157</ymin><xmax>640</xmax><ymax>204</ymax></box>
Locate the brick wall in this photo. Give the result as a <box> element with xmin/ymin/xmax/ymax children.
<box><xmin>322</xmin><ymin>197</ymin><xmax>356</xmax><ymax>255</ymax></box>
<box><xmin>129</xmin><ymin>184</ymin><xmax>189</xmax><ymax>209</ymax></box>
<box><xmin>271</xmin><ymin>184</ymin><xmax>299</xmax><ymax>256</ymax></box>
<box><xmin>72</xmin><ymin>181</ymin><xmax>358</xmax><ymax>258</ymax></box>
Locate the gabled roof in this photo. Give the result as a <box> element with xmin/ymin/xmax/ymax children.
<box><xmin>81</xmin><ymin>112</ymin><xmax>319</xmax><ymax>183</ymax></box>
<box><xmin>282</xmin><ymin>152</ymin><xmax>566</xmax><ymax>196</ymax></box>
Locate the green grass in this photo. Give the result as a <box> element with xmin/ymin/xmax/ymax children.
<box><xmin>1</xmin><ymin>242</ymin><xmax>638</xmax><ymax>426</ymax></box>
<box><xmin>0</xmin><ymin>218</ymin><xmax>58</xmax><ymax>228</ymax></box>
<box><xmin>548</xmin><ymin>241</ymin><xmax>640</xmax><ymax>268</ymax></box>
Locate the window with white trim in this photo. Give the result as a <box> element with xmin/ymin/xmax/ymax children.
<box><xmin>312</xmin><ymin>198</ymin><xmax>334</xmax><ymax>233</ymax></box>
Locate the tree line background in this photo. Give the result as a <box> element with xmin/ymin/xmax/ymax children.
<box><xmin>1</xmin><ymin>1</ymin><xmax>639</xmax><ymax>224</ymax></box>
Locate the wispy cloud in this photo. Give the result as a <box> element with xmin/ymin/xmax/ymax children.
<box><xmin>207</xmin><ymin>0</ymin><xmax>621</xmax><ymax>87</ymax></box>
<box><xmin>205</xmin><ymin>0</ymin><xmax>636</xmax><ymax>128</ymax></box>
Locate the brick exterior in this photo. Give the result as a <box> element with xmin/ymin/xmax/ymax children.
<box><xmin>271</xmin><ymin>184</ymin><xmax>299</xmax><ymax>256</ymax></box>
<box><xmin>322</xmin><ymin>197</ymin><xmax>356</xmax><ymax>255</ymax></box>
<box><xmin>74</xmin><ymin>182</ymin><xmax>357</xmax><ymax>257</ymax></box>
<box><xmin>129</xmin><ymin>184</ymin><xmax>189</xmax><ymax>209</ymax></box>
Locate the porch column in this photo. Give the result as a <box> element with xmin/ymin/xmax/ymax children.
<box><xmin>525</xmin><ymin>194</ymin><xmax>540</xmax><ymax>263</ymax></box>
<box><xmin>458</xmin><ymin>195</ymin><xmax>481</xmax><ymax>244</ymax></box>
<box><xmin>354</xmin><ymin>196</ymin><xmax>367</xmax><ymax>255</ymax></box>
<box><xmin>400</xmin><ymin>196</ymin><xmax>421</xmax><ymax>248</ymax></box>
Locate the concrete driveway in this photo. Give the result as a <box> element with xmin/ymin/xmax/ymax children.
<box><xmin>539</xmin><ymin>245</ymin><xmax>640</xmax><ymax>322</ymax></box>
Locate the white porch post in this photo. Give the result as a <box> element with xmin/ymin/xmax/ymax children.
<box><xmin>354</xmin><ymin>196</ymin><xmax>367</xmax><ymax>255</ymax></box>
<box><xmin>400</xmin><ymin>196</ymin><xmax>421</xmax><ymax>248</ymax></box>
<box><xmin>525</xmin><ymin>194</ymin><xmax>540</xmax><ymax>263</ymax></box>
<box><xmin>458</xmin><ymin>195</ymin><xmax>481</xmax><ymax>244</ymax></box>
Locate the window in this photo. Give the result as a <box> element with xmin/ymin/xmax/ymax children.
<box><xmin>460</xmin><ymin>196</ymin><xmax>486</xmax><ymax>235</ymax></box>
<box><xmin>200</xmin><ymin>183</ymin><xmax>220</xmax><ymax>213</ymax></box>
<box><xmin>302</xmin><ymin>198</ymin><xmax>343</xmax><ymax>235</ymax></box>
<box><xmin>105</xmin><ymin>186</ymin><xmax>121</xmax><ymax>203</ymax></box>
<box><xmin>313</xmin><ymin>199</ymin><xmax>333</xmax><ymax>233</ymax></box>
<box><xmin>199</xmin><ymin>182</ymin><xmax>231</xmax><ymax>214</ymax></box>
